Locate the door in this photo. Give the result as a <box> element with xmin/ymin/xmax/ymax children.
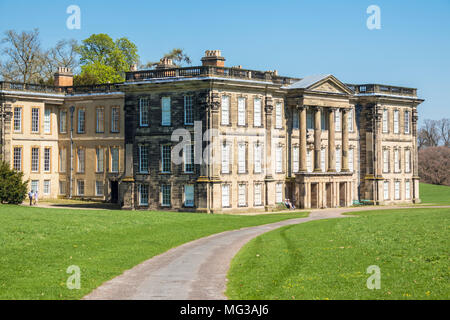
<box><xmin>111</xmin><ymin>181</ymin><xmax>118</xmax><ymax>203</ymax></box>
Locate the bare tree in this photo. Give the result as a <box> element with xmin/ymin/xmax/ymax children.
<box><xmin>141</xmin><ymin>48</ymin><xmax>191</xmax><ymax>69</ymax></box>
<box><xmin>0</xmin><ymin>29</ymin><xmax>46</xmax><ymax>83</ymax></box>
<box><xmin>418</xmin><ymin>119</ymin><xmax>441</xmax><ymax>149</ymax></box>
<box><xmin>419</xmin><ymin>146</ymin><xmax>450</xmax><ymax>186</ymax></box>
<box><xmin>437</xmin><ymin>118</ymin><xmax>450</xmax><ymax>147</ymax></box>
<box><xmin>41</xmin><ymin>39</ymin><xmax>80</xmax><ymax>83</ymax></box>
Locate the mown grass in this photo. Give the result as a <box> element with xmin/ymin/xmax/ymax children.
<box><xmin>226</xmin><ymin>208</ymin><xmax>450</xmax><ymax>300</ymax></box>
<box><xmin>0</xmin><ymin>205</ymin><xmax>308</xmax><ymax>300</ymax></box>
<box><xmin>420</xmin><ymin>183</ymin><xmax>450</xmax><ymax>205</ymax></box>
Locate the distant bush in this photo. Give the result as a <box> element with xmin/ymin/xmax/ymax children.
<box><xmin>419</xmin><ymin>146</ymin><xmax>450</xmax><ymax>186</ymax></box>
<box><xmin>0</xmin><ymin>161</ymin><xmax>28</xmax><ymax>204</ymax></box>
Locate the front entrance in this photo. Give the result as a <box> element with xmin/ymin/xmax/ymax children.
<box><xmin>110</xmin><ymin>181</ymin><xmax>119</xmax><ymax>203</ymax></box>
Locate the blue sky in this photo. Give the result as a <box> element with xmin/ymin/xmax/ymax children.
<box><xmin>0</xmin><ymin>0</ymin><xmax>449</xmax><ymax>122</ymax></box>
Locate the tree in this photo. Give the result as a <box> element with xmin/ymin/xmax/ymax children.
<box><xmin>0</xmin><ymin>161</ymin><xmax>28</xmax><ymax>204</ymax></box>
<box><xmin>437</xmin><ymin>118</ymin><xmax>450</xmax><ymax>147</ymax></box>
<box><xmin>74</xmin><ymin>61</ymin><xmax>123</xmax><ymax>85</ymax></box>
<box><xmin>418</xmin><ymin>146</ymin><xmax>450</xmax><ymax>186</ymax></box>
<box><xmin>76</xmin><ymin>34</ymin><xmax>139</xmax><ymax>84</ymax></box>
<box><xmin>0</xmin><ymin>29</ymin><xmax>46</xmax><ymax>83</ymax></box>
<box><xmin>418</xmin><ymin>119</ymin><xmax>440</xmax><ymax>150</ymax></box>
<box><xmin>141</xmin><ymin>48</ymin><xmax>191</xmax><ymax>69</ymax></box>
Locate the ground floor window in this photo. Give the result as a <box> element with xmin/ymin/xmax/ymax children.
<box><xmin>383</xmin><ymin>181</ymin><xmax>389</xmax><ymax>200</ymax></box>
<box><xmin>276</xmin><ymin>183</ymin><xmax>283</xmax><ymax>203</ymax></box>
<box><xmin>139</xmin><ymin>184</ymin><xmax>148</xmax><ymax>206</ymax></box>
<box><xmin>184</xmin><ymin>184</ymin><xmax>194</xmax><ymax>207</ymax></box>
<box><xmin>161</xmin><ymin>185</ymin><xmax>171</xmax><ymax>206</ymax></box>
<box><xmin>394</xmin><ymin>181</ymin><xmax>400</xmax><ymax>200</ymax></box>
<box><xmin>77</xmin><ymin>180</ymin><xmax>85</xmax><ymax>196</ymax></box>
<box><xmin>96</xmin><ymin>181</ymin><xmax>104</xmax><ymax>196</ymax></box>
<box><xmin>238</xmin><ymin>184</ymin><xmax>246</xmax><ymax>207</ymax></box>
<box><xmin>59</xmin><ymin>181</ymin><xmax>66</xmax><ymax>195</ymax></box>
<box><xmin>43</xmin><ymin>180</ymin><xmax>51</xmax><ymax>195</ymax></box>
<box><xmin>405</xmin><ymin>180</ymin><xmax>411</xmax><ymax>200</ymax></box>
<box><xmin>254</xmin><ymin>183</ymin><xmax>262</xmax><ymax>206</ymax></box>
<box><xmin>31</xmin><ymin>180</ymin><xmax>39</xmax><ymax>193</ymax></box>
<box><xmin>222</xmin><ymin>184</ymin><xmax>230</xmax><ymax>208</ymax></box>
<box><xmin>13</xmin><ymin>147</ymin><xmax>22</xmax><ymax>171</ymax></box>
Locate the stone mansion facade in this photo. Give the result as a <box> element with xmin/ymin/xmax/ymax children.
<box><xmin>0</xmin><ymin>51</ymin><xmax>423</xmax><ymax>212</ymax></box>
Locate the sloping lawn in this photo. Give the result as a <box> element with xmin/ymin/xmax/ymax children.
<box><xmin>420</xmin><ymin>183</ymin><xmax>450</xmax><ymax>205</ymax></box>
<box><xmin>0</xmin><ymin>205</ymin><xmax>307</xmax><ymax>300</ymax></box>
<box><xmin>226</xmin><ymin>208</ymin><xmax>450</xmax><ymax>300</ymax></box>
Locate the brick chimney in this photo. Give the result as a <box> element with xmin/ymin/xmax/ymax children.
<box><xmin>201</xmin><ymin>50</ymin><xmax>225</xmax><ymax>67</ymax></box>
<box><xmin>156</xmin><ymin>57</ymin><xmax>175</xmax><ymax>69</ymax></box>
<box><xmin>54</xmin><ymin>67</ymin><xmax>73</xmax><ymax>87</ymax></box>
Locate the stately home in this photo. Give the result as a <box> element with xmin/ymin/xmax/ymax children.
<box><xmin>0</xmin><ymin>50</ymin><xmax>423</xmax><ymax>212</ymax></box>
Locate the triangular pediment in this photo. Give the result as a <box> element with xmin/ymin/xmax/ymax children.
<box><xmin>287</xmin><ymin>74</ymin><xmax>354</xmax><ymax>95</ymax></box>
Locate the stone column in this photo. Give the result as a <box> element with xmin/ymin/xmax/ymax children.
<box><xmin>313</xmin><ymin>107</ymin><xmax>322</xmax><ymax>172</ymax></box>
<box><xmin>299</xmin><ymin>106</ymin><xmax>307</xmax><ymax>172</ymax></box>
<box><xmin>342</xmin><ymin>108</ymin><xmax>349</xmax><ymax>172</ymax></box>
<box><xmin>328</xmin><ymin>108</ymin><xmax>336</xmax><ymax>172</ymax></box>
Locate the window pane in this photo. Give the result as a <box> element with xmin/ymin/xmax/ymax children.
<box><xmin>161</xmin><ymin>97</ymin><xmax>171</xmax><ymax>126</ymax></box>
<box><xmin>238</xmin><ymin>97</ymin><xmax>246</xmax><ymax>126</ymax></box>
<box><xmin>14</xmin><ymin>107</ymin><xmax>22</xmax><ymax>132</ymax></box>
<box><xmin>185</xmin><ymin>184</ymin><xmax>194</xmax><ymax>207</ymax></box>
<box><xmin>32</xmin><ymin>108</ymin><xmax>39</xmax><ymax>133</ymax></box>
<box><xmin>111</xmin><ymin>148</ymin><xmax>119</xmax><ymax>172</ymax></box>
<box><xmin>221</xmin><ymin>96</ymin><xmax>229</xmax><ymax>125</ymax></box>
<box><xmin>96</xmin><ymin>108</ymin><xmax>104</xmax><ymax>132</ymax></box>
<box><xmin>184</xmin><ymin>96</ymin><xmax>193</xmax><ymax>124</ymax></box>
<box><xmin>254</xmin><ymin>98</ymin><xmax>261</xmax><ymax>127</ymax></box>
<box><xmin>111</xmin><ymin>107</ymin><xmax>120</xmax><ymax>132</ymax></box>
<box><xmin>140</xmin><ymin>98</ymin><xmax>149</xmax><ymax>126</ymax></box>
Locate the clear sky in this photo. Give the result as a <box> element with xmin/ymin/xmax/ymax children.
<box><xmin>1</xmin><ymin>0</ymin><xmax>449</xmax><ymax>122</ymax></box>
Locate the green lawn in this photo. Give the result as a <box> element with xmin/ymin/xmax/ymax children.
<box><xmin>0</xmin><ymin>205</ymin><xmax>308</xmax><ymax>300</ymax></box>
<box><xmin>420</xmin><ymin>183</ymin><xmax>450</xmax><ymax>205</ymax></box>
<box><xmin>226</xmin><ymin>208</ymin><xmax>450</xmax><ymax>300</ymax></box>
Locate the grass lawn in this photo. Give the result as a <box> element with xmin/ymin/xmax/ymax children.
<box><xmin>0</xmin><ymin>205</ymin><xmax>308</xmax><ymax>300</ymax></box>
<box><xmin>419</xmin><ymin>183</ymin><xmax>450</xmax><ymax>205</ymax></box>
<box><xmin>226</xmin><ymin>208</ymin><xmax>450</xmax><ymax>300</ymax></box>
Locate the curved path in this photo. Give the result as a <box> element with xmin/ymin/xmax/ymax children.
<box><xmin>83</xmin><ymin>206</ymin><xmax>446</xmax><ymax>300</ymax></box>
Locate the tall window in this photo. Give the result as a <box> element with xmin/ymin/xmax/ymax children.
<box><xmin>321</xmin><ymin>148</ymin><xmax>326</xmax><ymax>172</ymax></box>
<box><xmin>96</xmin><ymin>108</ymin><xmax>104</xmax><ymax>132</ymax></box>
<box><xmin>161</xmin><ymin>97</ymin><xmax>171</xmax><ymax>126</ymax></box>
<box><xmin>161</xmin><ymin>185</ymin><xmax>171</xmax><ymax>206</ymax></box>
<box><xmin>43</xmin><ymin>180</ymin><xmax>51</xmax><ymax>195</ymax></box>
<box><xmin>382</xmin><ymin>109</ymin><xmax>388</xmax><ymax>133</ymax></box>
<box><xmin>31</xmin><ymin>147</ymin><xmax>39</xmax><ymax>172</ymax></box>
<box><xmin>111</xmin><ymin>147</ymin><xmax>119</xmax><ymax>172</ymax></box>
<box><xmin>221</xmin><ymin>143</ymin><xmax>230</xmax><ymax>174</ymax></box>
<box><xmin>59</xmin><ymin>148</ymin><xmax>66</xmax><ymax>172</ymax></box>
<box><xmin>405</xmin><ymin>181</ymin><xmax>411</xmax><ymax>199</ymax></box>
<box><xmin>13</xmin><ymin>107</ymin><xmax>22</xmax><ymax>132</ymax></box>
<box><xmin>383</xmin><ymin>149</ymin><xmax>389</xmax><ymax>173</ymax></box>
<box><xmin>161</xmin><ymin>145</ymin><xmax>171</xmax><ymax>173</ymax></box>
<box><xmin>95</xmin><ymin>181</ymin><xmax>104</xmax><ymax>196</ymax></box>
<box><xmin>139</xmin><ymin>145</ymin><xmax>149</xmax><ymax>173</ymax></box>
<box><xmin>254</xmin><ymin>143</ymin><xmax>262</xmax><ymax>173</ymax></box>
<box><xmin>184</xmin><ymin>144</ymin><xmax>194</xmax><ymax>173</ymax></box>
<box><xmin>394</xmin><ymin>149</ymin><xmax>400</xmax><ymax>173</ymax></box>
<box><xmin>405</xmin><ymin>149</ymin><xmax>411</xmax><ymax>173</ymax></box>
<box><xmin>393</xmin><ymin>110</ymin><xmax>399</xmax><ymax>134</ymax></box>
<box><xmin>276</xmin><ymin>145</ymin><xmax>283</xmax><ymax>173</ymax></box>
<box><xmin>348</xmin><ymin>109</ymin><xmax>354</xmax><ymax>132</ymax></box>
<box><xmin>335</xmin><ymin>109</ymin><xmax>341</xmax><ymax>132</ymax></box>
<box><xmin>383</xmin><ymin>181</ymin><xmax>389</xmax><ymax>200</ymax></box>
<box><xmin>275</xmin><ymin>102</ymin><xmax>282</xmax><ymax>129</ymax></box>
<box><xmin>96</xmin><ymin>148</ymin><xmax>104</xmax><ymax>172</ymax></box>
<box><xmin>394</xmin><ymin>181</ymin><xmax>400</xmax><ymax>200</ymax></box>
<box><xmin>336</xmin><ymin>147</ymin><xmax>341</xmax><ymax>172</ymax></box>
<box><xmin>59</xmin><ymin>181</ymin><xmax>66</xmax><ymax>195</ymax></box>
<box><xmin>138</xmin><ymin>184</ymin><xmax>149</xmax><ymax>205</ymax></box>
<box><xmin>184</xmin><ymin>185</ymin><xmax>194</xmax><ymax>207</ymax></box>
<box><xmin>306</xmin><ymin>149</ymin><xmax>312</xmax><ymax>173</ymax></box>
<box><xmin>31</xmin><ymin>108</ymin><xmax>39</xmax><ymax>133</ymax></box>
<box><xmin>13</xmin><ymin>147</ymin><xmax>22</xmax><ymax>171</ymax></box>
<box><xmin>31</xmin><ymin>180</ymin><xmax>39</xmax><ymax>193</ymax></box>
<box><xmin>293</xmin><ymin>110</ymin><xmax>299</xmax><ymax>129</ymax></box>
<box><xmin>404</xmin><ymin>110</ymin><xmax>410</xmax><ymax>134</ymax></box>
<box><xmin>254</xmin><ymin>183</ymin><xmax>262</xmax><ymax>206</ymax></box>
<box><xmin>293</xmin><ymin>146</ymin><xmax>299</xmax><ymax>173</ymax></box>
<box><xmin>221</xmin><ymin>96</ymin><xmax>230</xmax><ymax>125</ymax></box>
<box><xmin>77</xmin><ymin>180</ymin><xmax>85</xmax><ymax>196</ymax></box>
<box><xmin>44</xmin><ymin>108</ymin><xmax>51</xmax><ymax>133</ymax></box>
<box><xmin>238</xmin><ymin>184</ymin><xmax>246</xmax><ymax>206</ymax></box>
<box><xmin>59</xmin><ymin>110</ymin><xmax>67</xmax><ymax>133</ymax></box>
<box><xmin>238</xmin><ymin>97</ymin><xmax>246</xmax><ymax>126</ymax></box>
<box><xmin>77</xmin><ymin>109</ymin><xmax>85</xmax><ymax>133</ymax></box>
<box><xmin>184</xmin><ymin>96</ymin><xmax>193</xmax><ymax>125</ymax></box>
<box><xmin>321</xmin><ymin>112</ymin><xmax>327</xmax><ymax>131</ymax></box>
<box><xmin>306</xmin><ymin>110</ymin><xmax>314</xmax><ymax>129</ymax></box>
<box><xmin>349</xmin><ymin>148</ymin><xmax>354</xmax><ymax>172</ymax></box>
<box><xmin>222</xmin><ymin>184</ymin><xmax>230</xmax><ymax>207</ymax></box>
<box><xmin>276</xmin><ymin>183</ymin><xmax>283</xmax><ymax>203</ymax></box>
<box><xmin>44</xmin><ymin>148</ymin><xmax>51</xmax><ymax>172</ymax></box>
<box><xmin>139</xmin><ymin>98</ymin><xmax>149</xmax><ymax>126</ymax></box>
<box><xmin>238</xmin><ymin>143</ymin><xmax>246</xmax><ymax>173</ymax></box>
<box><xmin>111</xmin><ymin>107</ymin><xmax>120</xmax><ymax>132</ymax></box>
<box><xmin>77</xmin><ymin>148</ymin><xmax>85</xmax><ymax>173</ymax></box>
<box><xmin>254</xmin><ymin>98</ymin><xmax>262</xmax><ymax>127</ymax></box>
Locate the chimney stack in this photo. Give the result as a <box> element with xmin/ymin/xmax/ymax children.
<box><xmin>201</xmin><ymin>50</ymin><xmax>225</xmax><ymax>67</ymax></box>
<box><xmin>54</xmin><ymin>67</ymin><xmax>73</xmax><ymax>87</ymax></box>
<box><xmin>156</xmin><ymin>57</ymin><xmax>175</xmax><ymax>69</ymax></box>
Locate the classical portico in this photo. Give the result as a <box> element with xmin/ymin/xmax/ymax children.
<box><xmin>287</xmin><ymin>74</ymin><xmax>355</xmax><ymax>208</ymax></box>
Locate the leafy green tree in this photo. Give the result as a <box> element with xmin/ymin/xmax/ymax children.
<box><xmin>0</xmin><ymin>161</ymin><xmax>28</xmax><ymax>204</ymax></box>
<box><xmin>76</xmin><ymin>34</ymin><xmax>139</xmax><ymax>84</ymax></box>
<box><xmin>141</xmin><ymin>48</ymin><xmax>191</xmax><ymax>69</ymax></box>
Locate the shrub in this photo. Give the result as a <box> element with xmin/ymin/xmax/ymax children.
<box><xmin>0</xmin><ymin>161</ymin><xmax>28</xmax><ymax>204</ymax></box>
